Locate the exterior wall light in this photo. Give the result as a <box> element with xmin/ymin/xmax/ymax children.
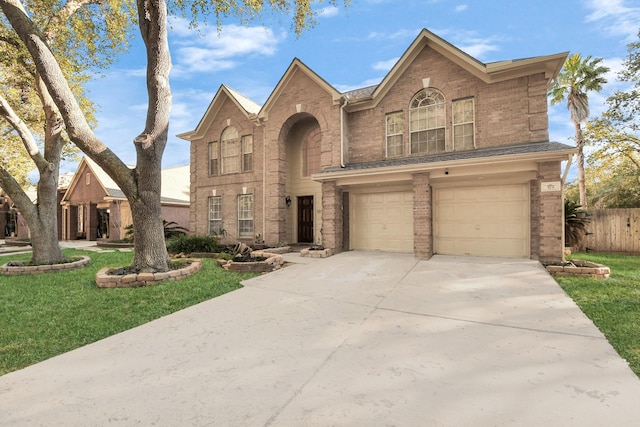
<box><xmin>285</xmin><ymin>195</ymin><xmax>292</xmax><ymax>207</ymax></box>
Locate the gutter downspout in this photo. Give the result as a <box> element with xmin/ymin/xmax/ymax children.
<box><xmin>340</xmin><ymin>97</ymin><xmax>347</xmax><ymax>168</ymax></box>
<box><xmin>262</xmin><ymin>121</ymin><xmax>266</xmax><ymax>240</ymax></box>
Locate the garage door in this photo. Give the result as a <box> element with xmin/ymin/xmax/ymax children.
<box><xmin>434</xmin><ymin>184</ymin><xmax>529</xmax><ymax>257</ymax></box>
<box><xmin>351</xmin><ymin>191</ymin><xmax>414</xmax><ymax>252</ymax></box>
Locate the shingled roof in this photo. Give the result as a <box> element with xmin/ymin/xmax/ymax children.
<box><xmin>320</xmin><ymin>141</ymin><xmax>575</xmax><ymax>174</ymax></box>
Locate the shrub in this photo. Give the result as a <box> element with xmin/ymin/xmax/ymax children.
<box><xmin>166</xmin><ymin>234</ymin><xmax>222</xmax><ymax>254</ymax></box>
<box><xmin>217</xmin><ymin>252</ymin><xmax>233</xmax><ymax>261</ymax></box>
<box><xmin>565</xmin><ymin>199</ymin><xmax>590</xmax><ymax>250</ymax></box>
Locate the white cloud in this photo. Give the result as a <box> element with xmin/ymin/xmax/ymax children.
<box><xmin>585</xmin><ymin>0</ymin><xmax>640</xmax><ymax>41</ymax></box>
<box><xmin>318</xmin><ymin>5</ymin><xmax>339</xmax><ymax>18</ymax></box>
<box><xmin>458</xmin><ymin>42</ymin><xmax>499</xmax><ymax>59</ymax></box>
<box><xmin>429</xmin><ymin>28</ymin><xmax>501</xmax><ymax>60</ymax></box>
<box><xmin>372</xmin><ymin>57</ymin><xmax>399</xmax><ymax>71</ymax></box>
<box><xmin>169</xmin><ymin>19</ymin><xmax>286</xmax><ymax>77</ymax></box>
<box><xmin>367</xmin><ymin>29</ymin><xmax>419</xmax><ymax>41</ymax></box>
<box><xmin>455</xmin><ymin>4</ymin><xmax>468</xmax><ymax>12</ymax></box>
<box><xmin>123</xmin><ymin>68</ymin><xmax>146</xmax><ymax>78</ymax></box>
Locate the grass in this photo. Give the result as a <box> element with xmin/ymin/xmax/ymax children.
<box><xmin>0</xmin><ymin>249</ymin><xmax>255</xmax><ymax>376</ymax></box>
<box><xmin>554</xmin><ymin>252</ymin><xmax>640</xmax><ymax>377</ymax></box>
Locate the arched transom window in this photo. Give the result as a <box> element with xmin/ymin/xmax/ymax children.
<box><xmin>409</xmin><ymin>88</ymin><xmax>445</xmax><ymax>155</ymax></box>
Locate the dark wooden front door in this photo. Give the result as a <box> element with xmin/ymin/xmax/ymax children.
<box><xmin>297</xmin><ymin>196</ymin><xmax>314</xmax><ymax>243</ymax></box>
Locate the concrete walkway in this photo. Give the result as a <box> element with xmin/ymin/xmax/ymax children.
<box><xmin>1</xmin><ymin>252</ymin><xmax>639</xmax><ymax>426</ymax></box>
<box><xmin>0</xmin><ymin>239</ymin><xmax>100</xmax><ymax>257</ymax></box>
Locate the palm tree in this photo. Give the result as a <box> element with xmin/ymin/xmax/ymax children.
<box><xmin>549</xmin><ymin>53</ymin><xmax>609</xmax><ymax>209</ymax></box>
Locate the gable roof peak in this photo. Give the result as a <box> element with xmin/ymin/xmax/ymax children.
<box><xmin>177</xmin><ymin>84</ymin><xmax>262</xmax><ymax>141</ymax></box>
<box><xmin>221</xmin><ymin>84</ymin><xmax>261</xmax><ymax>115</ymax></box>
<box><xmin>342</xmin><ymin>27</ymin><xmax>567</xmax><ymax>110</ymax></box>
<box><xmin>259</xmin><ymin>57</ymin><xmax>342</xmax><ymax>117</ymax></box>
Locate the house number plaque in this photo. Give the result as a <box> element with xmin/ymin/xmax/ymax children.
<box><xmin>541</xmin><ymin>181</ymin><xmax>561</xmax><ymax>192</ymax></box>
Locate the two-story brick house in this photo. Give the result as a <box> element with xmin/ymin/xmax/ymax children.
<box><xmin>179</xmin><ymin>29</ymin><xmax>574</xmax><ymax>262</ymax></box>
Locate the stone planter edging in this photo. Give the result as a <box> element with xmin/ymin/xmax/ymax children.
<box><xmin>3</xmin><ymin>239</ymin><xmax>31</xmax><ymax>247</ymax></box>
<box><xmin>300</xmin><ymin>248</ymin><xmax>332</xmax><ymax>258</ymax></box>
<box><xmin>262</xmin><ymin>246</ymin><xmax>291</xmax><ymax>254</ymax></box>
<box><xmin>221</xmin><ymin>251</ymin><xmax>285</xmax><ymax>273</ymax></box>
<box><xmin>1</xmin><ymin>256</ymin><xmax>91</xmax><ymax>276</ymax></box>
<box><xmin>95</xmin><ymin>259</ymin><xmax>202</xmax><ymax>288</ymax></box>
<box><xmin>546</xmin><ymin>259</ymin><xmax>610</xmax><ymax>279</ymax></box>
<box><xmin>96</xmin><ymin>240</ymin><xmax>134</xmax><ymax>249</ymax></box>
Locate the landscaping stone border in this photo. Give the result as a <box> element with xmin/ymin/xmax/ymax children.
<box><xmin>96</xmin><ymin>240</ymin><xmax>134</xmax><ymax>249</ymax></box>
<box><xmin>95</xmin><ymin>259</ymin><xmax>202</xmax><ymax>288</ymax></box>
<box><xmin>220</xmin><ymin>251</ymin><xmax>285</xmax><ymax>273</ymax></box>
<box><xmin>300</xmin><ymin>247</ymin><xmax>332</xmax><ymax>258</ymax></box>
<box><xmin>3</xmin><ymin>239</ymin><xmax>31</xmax><ymax>247</ymax></box>
<box><xmin>1</xmin><ymin>256</ymin><xmax>90</xmax><ymax>276</ymax></box>
<box><xmin>262</xmin><ymin>246</ymin><xmax>291</xmax><ymax>254</ymax></box>
<box><xmin>546</xmin><ymin>259</ymin><xmax>610</xmax><ymax>279</ymax></box>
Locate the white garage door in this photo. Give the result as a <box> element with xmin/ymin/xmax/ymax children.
<box><xmin>434</xmin><ymin>184</ymin><xmax>529</xmax><ymax>257</ymax></box>
<box><xmin>351</xmin><ymin>191</ymin><xmax>414</xmax><ymax>253</ymax></box>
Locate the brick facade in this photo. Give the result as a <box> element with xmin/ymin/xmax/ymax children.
<box><xmin>180</xmin><ymin>29</ymin><xmax>573</xmax><ymax>263</ymax></box>
<box><xmin>536</xmin><ymin>162</ymin><xmax>564</xmax><ymax>263</ymax></box>
<box><xmin>413</xmin><ymin>173</ymin><xmax>432</xmax><ymax>259</ymax></box>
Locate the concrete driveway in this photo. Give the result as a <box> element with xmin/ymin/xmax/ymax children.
<box><xmin>1</xmin><ymin>252</ymin><xmax>640</xmax><ymax>426</ymax></box>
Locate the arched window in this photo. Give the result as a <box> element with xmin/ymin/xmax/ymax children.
<box><xmin>302</xmin><ymin>126</ymin><xmax>322</xmax><ymax>176</ymax></box>
<box><xmin>409</xmin><ymin>88</ymin><xmax>445</xmax><ymax>155</ymax></box>
<box><xmin>221</xmin><ymin>126</ymin><xmax>239</xmax><ymax>174</ymax></box>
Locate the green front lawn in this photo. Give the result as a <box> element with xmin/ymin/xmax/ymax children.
<box><xmin>554</xmin><ymin>252</ymin><xmax>640</xmax><ymax>378</ymax></box>
<box><xmin>0</xmin><ymin>249</ymin><xmax>254</xmax><ymax>376</ymax></box>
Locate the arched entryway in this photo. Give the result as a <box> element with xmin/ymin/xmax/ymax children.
<box><xmin>281</xmin><ymin>113</ymin><xmax>323</xmax><ymax>245</ymax></box>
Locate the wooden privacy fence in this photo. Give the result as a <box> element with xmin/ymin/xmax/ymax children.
<box><xmin>585</xmin><ymin>209</ymin><xmax>640</xmax><ymax>253</ymax></box>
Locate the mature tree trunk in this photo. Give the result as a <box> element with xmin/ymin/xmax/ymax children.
<box><xmin>29</xmin><ymin>164</ymin><xmax>65</xmax><ymax>264</ymax></box>
<box><xmin>574</xmin><ymin>120</ymin><xmax>588</xmax><ymax>209</ymax></box>
<box><xmin>127</xmin><ymin>0</ymin><xmax>172</xmax><ymax>272</ymax></box>
<box><xmin>1</xmin><ymin>0</ymin><xmax>172</xmax><ymax>272</ymax></box>
<box><xmin>0</xmin><ymin>74</ymin><xmax>66</xmax><ymax>265</ymax></box>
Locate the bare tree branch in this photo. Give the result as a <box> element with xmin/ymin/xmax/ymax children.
<box><xmin>0</xmin><ymin>0</ymin><xmax>137</xmax><ymax>196</ymax></box>
<box><xmin>0</xmin><ymin>93</ymin><xmax>48</xmax><ymax>170</ymax></box>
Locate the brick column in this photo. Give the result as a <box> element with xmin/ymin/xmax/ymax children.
<box><xmin>536</xmin><ymin>161</ymin><xmax>563</xmax><ymax>263</ymax></box>
<box><xmin>413</xmin><ymin>172</ymin><xmax>433</xmax><ymax>259</ymax></box>
<box><xmin>321</xmin><ymin>180</ymin><xmax>343</xmax><ymax>255</ymax></box>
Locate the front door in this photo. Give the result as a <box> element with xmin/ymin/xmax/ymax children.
<box><xmin>297</xmin><ymin>196</ymin><xmax>314</xmax><ymax>243</ymax></box>
<box><xmin>97</xmin><ymin>209</ymin><xmax>110</xmax><ymax>239</ymax></box>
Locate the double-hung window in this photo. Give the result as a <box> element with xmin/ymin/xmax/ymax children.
<box><xmin>208</xmin><ymin>141</ymin><xmax>219</xmax><ymax>176</ymax></box>
<box><xmin>208</xmin><ymin>196</ymin><xmax>222</xmax><ymax>236</ymax></box>
<box><xmin>238</xmin><ymin>194</ymin><xmax>254</xmax><ymax>238</ymax></box>
<box><xmin>386</xmin><ymin>112</ymin><xmax>404</xmax><ymax>158</ymax></box>
<box><xmin>453</xmin><ymin>98</ymin><xmax>475</xmax><ymax>151</ymax></box>
<box><xmin>241</xmin><ymin>135</ymin><xmax>253</xmax><ymax>172</ymax></box>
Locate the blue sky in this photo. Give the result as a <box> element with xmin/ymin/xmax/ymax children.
<box><xmin>81</xmin><ymin>0</ymin><xmax>640</xmax><ymax>180</ymax></box>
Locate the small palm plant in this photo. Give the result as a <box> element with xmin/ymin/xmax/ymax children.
<box><xmin>163</xmin><ymin>221</ymin><xmax>189</xmax><ymax>239</ymax></box>
<box><xmin>565</xmin><ymin>199</ymin><xmax>590</xmax><ymax>250</ymax></box>
<box><xmin>124</xmin><ymin>220</ymin><xmax>188</xmax><ymax>242</ymax></box>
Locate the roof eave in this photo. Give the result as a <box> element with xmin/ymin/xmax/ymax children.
<box><xmin>312</xmin><ymin>148</ymin><xmax>576</xmax><ymax>182</ymax></box>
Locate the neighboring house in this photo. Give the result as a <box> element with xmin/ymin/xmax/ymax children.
<box><xmin>60</xmin><ymin>157</ymin><xmax>190</xmax><ymax>241</ymax></box>
<box><xmin>178</xmin><ymin>29</ymin><xmax>574</xmax><ymax>263</ymax></box>
<box><xmin>0</xmin><ymin>189</ymin><xmax>28</xmax><ymax>239</ymax></box>
<box><xmin>1</xmin><ymin>173</ymin><xmax>73</xmax><ymax>240</ymax></box>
